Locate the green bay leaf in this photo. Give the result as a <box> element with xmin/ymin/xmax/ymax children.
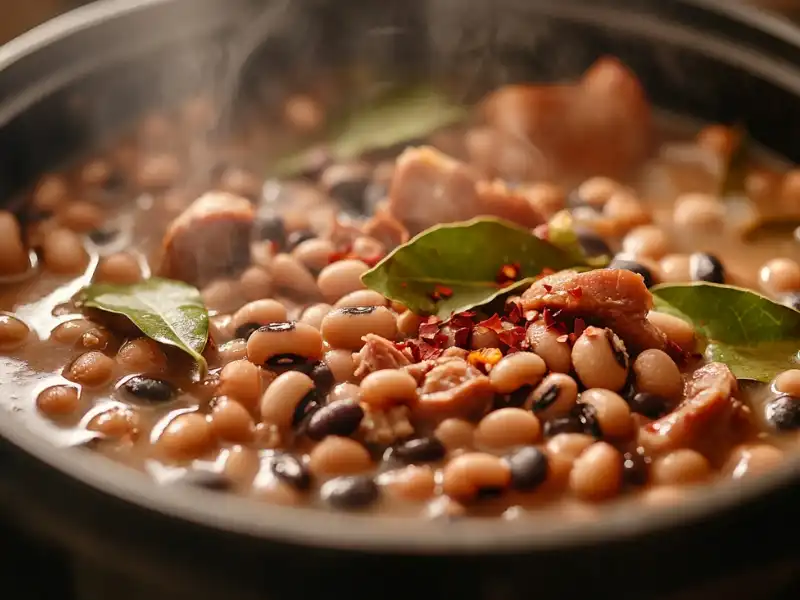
<box><xmin>361</xmin><ymin>217</ymin><xmax>581</xmax><ymax>319</ymax></box>
<box><xmin>651</xmin><ymin>282</ymin><xmax>800</xmax><ymax>382</ymax></box>
<box><xmin>76</xmin><ymin>278</ymin><xmax>209</xmax><ymax>374</ymax></box>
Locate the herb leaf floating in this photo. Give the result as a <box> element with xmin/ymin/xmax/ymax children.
<box><xmin>651</xmin><ymin>282</ymin><xmax>800</xmax><ymax>382</ymax></box>
<box><xmin>76</xmin><ymin>278</ymin><xmax>209</xmax><ymax>374</ymax></box>
<box><xmin>361</xmin><ymin>217</ymin><xmax>580</xmax><ymax>319</ymax></box>
<box><xmin>269</xmin><ymin>86</ymin><xmax>468</xmax><ymax>177</ymax></box>
<box><xmin>546</xmin><ymin>210</ymin><xmax>611</xmax><ymax>268</ymax></box>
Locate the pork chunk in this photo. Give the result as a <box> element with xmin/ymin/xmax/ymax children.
<box><xmin>414</xmin><ymin>358</ymin><xmax>494</xmax><ymax>422</ymax></box>
<box><xmin>159</xmin><ymin>192</ymin><xmax>254</xmax><ymax>287</ymax></box>
<box><xmin>353</xmin><ymin>334</ymin><xmax>411</xmax><ymax>378</ymax></box>
<box><xmin>521</xmin><ymin>269</ymin><xmax>668</xmax><ymax>354</ymax></box>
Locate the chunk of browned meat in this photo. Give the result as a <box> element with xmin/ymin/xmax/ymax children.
<box><xmin>159</xmin><ymin>192</ymin><xmax>254</xmax><ymax>287</ymax></box>
<box><xmin>482</xmin><ymin>57</ymin><xmax>653</xmax><ymax>180</ymax></box>
<box><xmin>638</xmin><ymin>362</ymin><xmax>739</xmax><ymax>455</ymax></box>
<box><xmin>521</xmin><ymin>269</ymin><xmax>668</xmax><ymax>355</ymax></box>
<box><xmin>362</xmin><ymin>205</ymin><xmax>410</xmax><ymax>249</ymax></box>
<box><xmin>353</xmin><ymin>334</ymin><xmax>411</xmax><ymax>378</ymax></box>
<box><xmin>387</xmin><ymin>146</ymin><xmax>544</xmax><ymax>235</ymax></box>
<box><xmin>413</xmin><ymin>358</ymin><xmax>494</xmax><ymax>422</ymax></box>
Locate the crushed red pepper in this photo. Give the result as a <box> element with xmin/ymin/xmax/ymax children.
<box><xmin>495</xmin><ymin>262</ymin><xmax>521</xmax><ymax>286</ymax></box>
<box><xmin>468</xmin><ymin>348</ymin><xmax>503</xmax><ymax>369</ymax></box>
<box><xmin>428</xmin><ymin>285</ymin><xmax>454</xmax><ymax>303</ymax></box>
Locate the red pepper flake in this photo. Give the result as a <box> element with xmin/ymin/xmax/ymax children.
<box><xmin>568</xmin><ymin>286</ymin><xmax>583</xmax><ymax>299</ymax></box>
<box><xmin>428</xmin><ymin>285</ymin><xmax>453</xmax><ymax>302</ymax></box>
<box><xmin>400</xmin><ymin>282</ymin><xmax>408</xmax><ymax>288</ymax></box>
<box><xmin>453</xmin><ymin>327</ymin><xmax>472</xmax><ymax>349</ymax></box>
<box><xmin>361</xmin><ymin>254</ymin><xmax>384</xmax><ymax>268</ymax></box>
<box><xmin>495</xmin><ymin>262</ymin><xmax>521</xmax><ymax>286</ymax></box>
<box><xmin>505</xmin><ymin>299</ymin><xmax>524</xmax><ymax>324</ymax></box>
<box><xmin>477</xmin><ymin>313</ymin><xmax>505</xmax><ymax>334</ymax></box>
<box><xmin>498</xmin><ymin>325</ymin><xmax>527</xmax><ymax>350</ymax></box>
<box><xmin>418</xmin><ymin>321</ymin><xmax>441</xmax><ymax>341</ymax></box>
<box><xmin>468</xmin><ymin>348</ymin><xmax>503</xmax><ymax>369</ymax></box>
<box><xmin>450</xmin><ymin>311</ymin><xmax>477</xmax><ymax>330</ymax></box>
<box><xmin>573</xmin><ymin>317</ymin><xmax>587</xmax><ymax>338</ymax></box>
<box><xmin>542</xmin><ymin>283</ymin><xmax>553</xmax><ymax>293</ymax></box>
<box><xmin>405</xmin><ymin>339</ymin><xmax>444</xmax><ymax>362</ymax></box>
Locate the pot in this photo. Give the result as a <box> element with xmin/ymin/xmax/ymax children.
<box><xmin>0</xmin><ymin>1</ymin><xmax>799</xmax><ymax>599</ymax></box>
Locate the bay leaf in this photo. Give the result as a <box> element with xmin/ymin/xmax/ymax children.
<box><xmin>361</xmin><ymin>217</ymin><xmax>580</xmax><ymax>319</ymax></box>
<box><xmin>651</xmin><ymin>282</ymin><xmax>800</xmax><ymax>382</ymax></box>
<box><xmin>76</xmin><ymin>278</ymin><xmax>209</xmax><ymax>374</ymax></box>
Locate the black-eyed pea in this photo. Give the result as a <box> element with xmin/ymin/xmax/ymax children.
<box><xmin>576</xmin><ymin>176</ymin><xmax>620</xmax><ymax>207</ymax></box>
<box><xmin>292</xmin><ymin>238</ymin><xmax>336</xmax><ymax>273</ymax></box>
<box><xmin>433</xmin><ymin>418</ymin><xmax>475</xmax><ymax>452</ymax></box>
<box><xmin>0</xmin><ymin>211</ymin><xmax>31</xmax><ymax>276</ymax></box>
<box><xmin>95</xmin><ymin>253</ymin><xmax>142</xmax><ymax>284</ymax></box>
<box><xmin>489</xmin><ymin>352</ymin><xmax>547</xmax><ymax>394</ymax></box>
<box><xmin>136</xmin><ymin>153</ymin><xmax>182</xmax><ymax>190</ymax></box>
<box><xmin>308</xmin><ymin>436</ymin><xmax>372</xmax><ymax>478</ymax></box>
<box><xmin>116</xmin><ymin>338</ymin><xmax>167</xmax><ymax>374</ymax></box>
<box><xmin>32</xmin><ymin>174</ymin><xmax>69</xmax><ymax>211</ymax></box>
<box><xmin>641</xmin><ymin>485</ymin><xmax>686</xmax><ymax>508</ymax></box>
<box><xmin>59</xmin><ymin>201</ymin><xmax>104</xmax><ymax>232</ymax></box>
<box><xmin>441</xmin><ymin>452</ymin><xmax>511</xmax><ymax>502</ymax></box>
<box><xmin>317</xmin><ymin>259</ymin><xmax>369</xmax><ymax>304</ymax></box>
<box><xmin>571</xmin><ymin>326</ymin><xmax>629</xmax><ymax>392</ymax></box>
<box><xmin>329</xmin><ymin>382</ymin><xmax>361</xmax><ymax>403</ymax></box>
<box><xmin>622</xmin><ymin>223</ymin><xmax>670</xmax><ymax>261</ymax></box>
<box><xmin>470</xmin><ymin>326</ymin><xmax>500</xmax><ymax>350</ymax></box>
<box><xmin>42</xmin><ymin>228</ymin><xmax>89</xmax><ymax>275</ymax></box>
<box><xmin>65</xmin><ymin>351</ymin><xmax>115</xmax><ymax>387</ymax></box>
<box><xmin>36</xmin><ymin>385</ymin><xmax>80</xmax><ymax>419</ymax></box>
<box><xmin>632</xmin><ymin>349</ymin><xmax>683</xmax><ymax>400</ymax></box>
<box><xmin>156</xmin><ymin>412</ymin><xmax>215</xmax><ymax>462</ymax></box>
<box><xmin>568</xmin><ymin>441</ymin><xmax>623</xmax><ymax>501</ymax></box>
<box><xmin>0</xmin><ymin>313</ymin><xmax>30</xmax><ymax>351</ymax></box>
<box><xmin>647</xmin><ymin>311</ymin><xmax>696</xmax><ymax>352</ymax></box>
<box><xmin>324</xmin><ymin>350</ymin><xmax>356</xmax><ymax>383</ymax></box>
<box><xmin>222</xmin><ymin>445</ymin><xmax>260</xmax><ymax>488</ymax></box>
<box><xmin>659</xmin><ymin>254</ymin><xmax>691</xmax><ymax>284</ymax></box>
<box><xmin>270</xmin><ymin>253</ymin><xmax>321</xmax><ymax>300</ymax></box>
<box><xmin>50</xmin><ymin>319</ymin><xmax>96</xmax><ymax>345</ymax></box>
<box><xmin>80</xmin><ymin>158</ymin><xmax>112</xmax><ymax>186</ymax></box>
<box><xmin>775</xmin><ymin>370</ymin><xmax>800</xmax><ymax>397</ymax></box>
<box><xmin>603</xmin><ymin>191</ymin><xmax>651</xmax><ymax>232</ymax></box>
<box><xmin>672</xmin><ymin>193</ymin><xmax>724</xmax><ymax>230</ymax></box>
<box><xmin>321</xmin><ymin>306</ymin><xmax>397</xmax><ymax>350</ymax></box>
<box><xmin>526</xmin><ymin>321</ymin><xmax>572</xmax><ymax>373</ymax></box>
<box><xmin>209</xmin><ymin>397</ymin><xmax>255</xmax><ymax>443</ymax></box>
<box><xmin>545</xmin><ymin>433</ymin><xmax>595</xmax><ymax>488</ymax></box>
<box><xmin>724</xmin><ymin>444</ymin><xmax>784</xmax><ymax>479</ymax></box>
<box><xmin>352</xmin><ymin>236</ymin><xmax>385</xmax><ymax>263</ymax></box>
<box><xmin>259</xmin><ymin>370</ymin><xmax>315</xmax><ymax>428</ymax></box>
<box><xmin>246</xmin><ymin>322</ymin><xmax>323</xmax><ymax>366</ymax></box>
<box><xmin>379</xmin><ymin>465</ymin><xmax>436</xmax><ymax>502</ymax></box>
<box><xmin>201</xmin><ymin>279</ymin><xmax>245</xmax><ymax>314</ymax></box>
<box><xmin>239</xmin><ymin>266</ymin><xmax>274</xmax><ymax>301</ymax></box>
<box><xmin>218</xmin><ymin>359</ymin><xmax>264</xmax><ymax>410</ymax></box>
<box><xmin>759</xmin><ymin>258</ymin><xmax>800</xmax><ymax>295</ymax></box>
<box><xmin>580</xmin><ymin>389</ymin><xmax>633</xmax><ymax>440</ymax></box>
<box><xmin>87</xmin><ymin>405</ymin><xmax>140</xmax><ymax>439</ymax></box>
<box><xmin>232</xmin><ymin>299</ymin><xmax>288</xmax><ymax>334</ymax></box>
<box><xmin>474</xmin><ymin>408</ymin><xmax>541</xmax><ymax>450</ymax></box>
<box><xmin>300</xmin><ymin>304</ymin><xmax>332</xmax><ymax>330</ymax></box>
<box><xmin>528</xmin><ymin>373</ymin><xmax>578</xmax><ymax>420</ymax></box>
<box><xmin>254</xmin><ymin>479</ymin><xmax>304</xmax><ymax>506</ymax></box>
<box><xmin>359</xmin><ymin>369</ymin><xmax>418</xmax><ymax>409</ymax></box>
<box><xmin>335</xmin><ymin>290</ymin><xmax>387</xmax><ymax>309</ymax></box>
<box><xmin>78</xmin><ymin>326</ymin><xmax>115</xmax><ymax>352</ymax></box>
<box><xmin>651</xmin><ymin>449</ymin><xmax>710</xmax><ymax>485</ymax></box>
<box><xmin>217</xmin><ymin>339</ymin><xmax>248</xmax><ymax>365</ymax></box>
<box><xmin>397</xmin><ymin>311</ymin><xmax>424</xmax><ymax>339</ymax></box>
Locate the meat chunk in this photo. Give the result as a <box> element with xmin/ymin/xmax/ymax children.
<box><xmin>387</xmin><ymin>146</ymin><xmax>544</xmax><ymax>235</ymax></box>
<box><xmin>159</xmin><ymin>192</ymin><xmax>254</xmax><ymax>287</ymax></box>
<box><xmin>482</xmin><ymin>57</ymin><xmax>653</xmax><ymax>180</ymax></box>
<box><xmin>521</xmin><ymin>269</ymin><xmax>668</xmax><ymax>355</ymax></box>
<box><xmin>639</xmin><ymin>362</ymin><xmax>739</xmax><ymax>454</ymax></box>
<box><xmin>353</xmin><ymin>334</ymin><xmax>411</xmax><ymax>378</ymax></box>
<box><xmin>414</xmin><ymin>358</ymin><xmax>494</xmax><ymax>422</ymax></box>
<box><xmin>362</xmin><ymin>205</ymin><xmax>410</xmax><ymax>249</ymax></box>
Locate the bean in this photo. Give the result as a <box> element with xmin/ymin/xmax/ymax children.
<box><xmin>489</xmin><ymin>352</ymin><xmax>546</xmax><ymax>394</ymax></box>
<box><xmin>42</xmin><ymin>228</ymin><xmax>89</xmax><ymax>274</ymax></box>
<box><xmin>672</xmin><ymin>193</ymin><xmax>725</xmax><ymax>230</ymax></box>
<box><xmin>475</xmin><ymin>408</ymin><xmax>541</xmax><ymax>450</ymax></box>
<box><xmin>689</xmin><ymin>252</ymin><xmax>725</xmax><ymax>284</ymax></box>
<box><xmin>292</xmin><ymin>238</ymin><xmax>336</xmax><ymax>273</ymax></box>
<box><xmin>759</xmin><ymin>258</ymin><xmax>800</xmax><ymax>295</ymax></box>
<box><xmin>628</xmin><ymin>392</ymin><xmax>670</xmax><ymax>419</ymax></box>
<box><xmin>36</xmin><ymin>385</ymin><xmax>80</xmax><ymax>418</ymax></box>
<box><xmin>317</xmin><ymin>259</ymin><xmax>369</xmax><ymax>304</ymax></box>
<box><xmin>622</xmin><ymin>448</ymin><xmax>651</xmax><ymax>486</ymax></box>
<box><xmin>571</xmin><ymin>327</ymin><xmax>629</xmax><ymax>392</ymax></box>
<box><xmin>765</xmin><ymin>394</ymin><xmax>800</xmax><ymax>431</ymax></box>
<box><xmin>575</xmin><ymin>177</ymin><xmax>620</xmax><ymax>207</ymax></box>
<box><xmin>351</xmin><ymin>236</ymin><xmax>385</xmax><ymax>263</ymax></box>
<box><xmin>774</xmin><ymin>370</ymin><xmax>800</xmax><ymax>397</ymax></box>
<box><xmin>569</xmin><ymin>442</ymin><xmax>623</xmax><ymax>501</ymax></box>
<box><xmin>608</xmin><ymin>257</ymin><xmax>655</xmax><ymax>288</ymax></box>
<box><xmin>659</xmin><ymin>254</ymin><xmax>691</xmax><ymax>283</ymax></box>
<box><xmin>505</xmin><ymin>446</ymin><xmax>549</xmax><ymax>491</ymax></box>
<box><xmin>247</xmin><ymin>322</ymin><xmax>323</xmax><ymax>365</ymax></box>
<box><xmin>270</xmin><ymin>453</ymin><xmax>311</xmax><ymax>490</ymax></box>
<box><xmin>442</xmin><ymin>452</ymin><xmax>511</xmax><ymax>501</ymax></box>
<box><xmin>335</xmin><ymin>290</ymin><xmax>387</xmax><ymax>309</ymax></box>
<box><xmin>201</xmin><ymin>279</ymin><xmax>245</xmax><ymax>314</ymax></box>
<box><xmin>157</xmin><ymin>412</ymin><xmax>215</xmax><ymax>462</ymax></box>
<box><xmin>210</xmin><ymin>397</ymin><xmax>255</xmax><ymax>443</ymax></box>
<box><xmin>391</xmin><ymin>437</ymin><xmax>447</xmax><ymax>464</ymax></box>
<box><xmin>433</xmin><ymin>418</ymin><xmax>475</xmax><ymax>452</ymax></box>
<box><xmin>622</xmin><ymin>225</ymin><xmax>669</xmax><ymax>260</ymax></box>
<box><xmin>379</xmin><ymin>465</ymin><xmax>436</xmax><ymax>502</ymax></box>
<box><xmin>603</xmin><ymin>191</ymin><xmax>651</xmax><ymax>232</ymax></box>
<box><xmin>50</xmin><ymin>319</ymin><xmax>95</xmax><ymax>345</ymax></box>
<box><xmin>529</xmin><ymin>373</ymin><xmax>579</xmax><ymax>420</ymax></box>
<box><xmin>329</xmin><ymin>382</ymin><xmax>362</xmax><ymax>404</ymax></box>
<box><xmin>0</xmin><ymin>314</ymin><xmax>29</xmax><ymax>351</ymax></box>
<box><xmin>359</xmin><ymin>369</ymin><xmax>418</xmax><ymax>408</ymax></box>
<box><xmin>260</xmin><ymin>371</ymin><xmax>315</xmax><ymax>428</ymax></box>
<box><xmin>219</xmin><ymin>167</ymin><xmax>261</xmax><ymax>200</ymax></box>
<box><xmin>651</xmin><ymin>449</ymin><xmax>710</xmax><ymax>485</ymax></box>
<box><xmin>218</xmin><ymin>339</ymin><xmax>247</xmax><ymax>365</ymax></box>
<box><xmin>526</xmin><ymin>321</ymin><xmax>572</xmax><ymax>373</ymax></box>
<box><xmin>116</xmin><ymin>338</ymin><xmax>167</xmax><ymax>374</ymax></box>
<box><xmin>306</xmin><ymin>400</ymin><xmax>364</xmax><ymax>440</ymax></box>
<box><xmin>271</xmin><ymin>253</ymin><xmax>321</xmax><ymax>299</ymax></box>
<box><xmin>580</xmin><ymin>389</ymin><xmax>633</xmax><ymax>440</ymax></box>
<box><xmin>725</xmin><ymin>444</ymin><xmax>784</xmax><ymax>480</ymax></box>
<box><xmin>321</xmin><ymin>306</ymin><xmax>397</xmax><ymax>350</ymax></box>
<box><xmin>300</xmin><ymin>303</ymin><xmax>332</xmax><ymax>329</ymax></box>
<box><xmin>66</xmin><ymin>351</ymin><xmax>115</xmax><ymax>387</ymax></box>
<box><xmin>60</xmin><ymin>201</ymin><xmax>104</xmax><ymax>233</ymax></box>
<box><xmin>87</xmin><ymin>405</ymin><xmax>139</xmax><ymax>439</ymax></box>
<box><xmin>122</xmin><ymin>376</ymin><xmax>175</xmax><ymax>403</ymax></box>
<box><xmin>94</xmin><ymin>253</ymin><xmax>142</xmax><ymax>284</ymax></box>
<box><xmin>309</xmin><ymin>436</ymin><xmax>372</xmax><ymax>478</ymax></box>
<box><xmin>136</xmin><ymin>153</ymin><xmax>181</xmax><ymax>189</ymax></box>
<box><xmin>470</xmin><ymin>326</ymin><xmax>499</xmax><ymax>350</ymax></box>
<box><xmin>219</xmin><ymin>359</ymin><xmax>263</xmax><ymax>410</ymax></box>
<box><xmin>0</xmin><ymin>212</ymin><xmax>31</xmax><ymax>276</ymax></box>
<box><xmin>632</xmin><ymin>349</ymin><xmax>683</xmax><ymax>400</ymax></box>
<box><xmin>32</xmin><ymin>175</ymin><xmax>68</xmax><ymax>211</ymax></box>
<box><xmin>647</xmin><ymin>311</ymin><xmax>696</xmax><ymax>352</ymax></box>
<box><xmin>322</xmin><ymin>475</ymin><xmax>379</xmax><ymax>510</ymax></box>
<box><xmin>309</xmin><ymin>361</ymin><xmax>335</xmax><ymax>394</ymax></box>
<box><xmin>396</xmin><ymin>311</ymin><xmax>424</xmax><ymax>339</ymax></box>
<box><xmin>543</xmin><ymin>414</ymin><xmax>584</xmax><ymax>437</ymax></box>
<box><xmin>239</xmin><ymin>266</ymin><xmax>274</xmax><ymax>301</ymax></box>
<box><xmin>546</xmin><ymin>433</ymin><xmax>595</xmax><ymax>464</ymax></box>
<box><xmin>232</xmin><ymin>300</ymin><xmax>287</xmax><ymax>334</ymax></box>
<box><xmin>223</xmin><ymin>446</ymin><xmax>260</xmax><ymax>488</ymax></box>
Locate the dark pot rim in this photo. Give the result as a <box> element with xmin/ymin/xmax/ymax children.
<box><xmin>1</xmin><ymin>0</ymin><xmax>800</xmax><ymax>555</ymax></box>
